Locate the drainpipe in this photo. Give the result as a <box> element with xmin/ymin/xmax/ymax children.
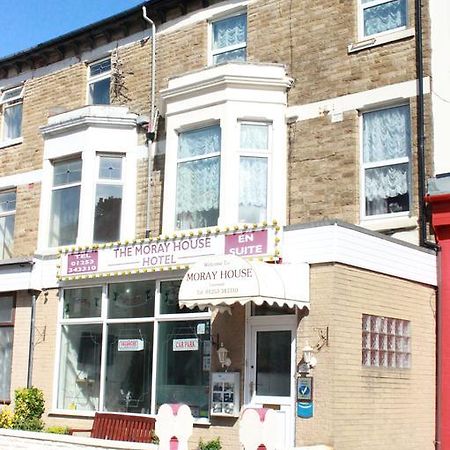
<box><xmin>142</xmin><ymin>6</ymin><xmax>159</xmax><ymax>238</ymax></box>
<box><xmin>415</xmin><ymin>0</ymin><xmax>436</xmax><ymax>250</ymax></box>
<box><xmin>27</xmin><ymin>290</ymin><xmax>38</xmax><ymax>388</ymax></box>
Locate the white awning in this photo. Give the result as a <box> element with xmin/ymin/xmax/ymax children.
<box><xmin>179</xmin><ymin>255</ymin><xmax>309</xmax><ymax>311</ymax></box>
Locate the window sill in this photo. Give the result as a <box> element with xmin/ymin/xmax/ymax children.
<box><xmin>0</xmin><ymin>137</ymin><xmax>22</xmax><ymax>149</ymax></box>
<box><xmin>348</xmin><ymin>28</ymin><xmax>415</xmax><ymax>53</ymax></box>
<box><xmin>360</xmin><ymin>215</ymin><xmax>417</xmax><ymax>233</ymax></box>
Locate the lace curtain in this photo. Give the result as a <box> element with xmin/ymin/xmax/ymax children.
<box><xmin>239</xmin><ymin>157</ymin><xmax>267</xmax><ymax>223</ymax></box>
<box><xmin>212</xmin><ymin>14</ymin><xmax>246</xmax><ymax>50</ymax></box>
<box><xmin>240</xmin><ymin>124</ymin><xmax>268</xmax><ymax>150</ymax></box>
<box><xmin>176</xmin><ymin>126</ymin><xmax>221</xmax><ymax>229</ymax></box>
<box><xmin>363</xmin><ymin>0</ymin><xmax>406</xmax><ymax>36</ymax></box>
<box><xmin>0</xmin><ymin>328</ymin><xmax>13</xmax><ymax>400</ymax></box>
<box><xmin>363</xmin><ymin>106</ymin><xmax>410</xmax><ymax>215</ymax></box>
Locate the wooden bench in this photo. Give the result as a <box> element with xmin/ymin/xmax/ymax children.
<box><xmin>69</xmin><ymin>412</ymin><xmax>156</xmax><ymax>443</ymax></box>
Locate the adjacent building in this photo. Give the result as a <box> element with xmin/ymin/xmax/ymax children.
<box><xmin>0</xmin><ymin>0</ymin><xmax>438</xmax><ymax>449</ymax></box>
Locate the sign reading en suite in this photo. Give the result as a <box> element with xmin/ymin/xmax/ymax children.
<box><xmin>59</xmin><ymin>225</ymin><xmax>280</xmax><ymax>280</ymax></box>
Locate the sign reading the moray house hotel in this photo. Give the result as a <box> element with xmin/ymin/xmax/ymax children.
<box><xmin>60</xmin><ymin>226</ymin><xmax>280</xmax><ymax>279</ymax></box>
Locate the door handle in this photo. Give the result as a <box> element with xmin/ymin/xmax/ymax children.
<box><xmin>249</xmin><ymin>381</ymin><xmax>254</xmax><ymax>396</ymax></box>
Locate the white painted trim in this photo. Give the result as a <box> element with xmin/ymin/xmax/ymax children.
<box><xmin>283</xmin><ymin>223</ymin><xmax>436</xmax><ymax>286</ymax></box>
<box><xmin>286</xmin><ymin>78</ymin><xmax>430</xmax><ymax>123</ymax></box>
<box><xmin>0</xmin><ymin>169</ymin><xmax>42</xmax><ymax>188</ymax></box>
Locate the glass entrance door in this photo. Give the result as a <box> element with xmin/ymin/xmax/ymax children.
<box><xmin>246</xmin><ymin>319</ymin><xmax>296</xmax><ymax>448</ymax></box>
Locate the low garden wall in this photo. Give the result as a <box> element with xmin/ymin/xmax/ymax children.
<box><xmin>0</xmin><ymin>429</ymin><xmax>158</xmax><ymax>450</ymax></box>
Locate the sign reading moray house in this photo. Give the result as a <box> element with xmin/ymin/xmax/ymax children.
<box><xmin>60</xmin><ymin>227</ymin><xmax>278</xmax><ymax>278</ymax></box>
<box><xmin>179</xmin><ymin>255</ymin><xmax>264</xmax><ymax>305</ymax></box>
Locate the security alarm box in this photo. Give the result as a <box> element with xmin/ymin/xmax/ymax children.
<box><xmin>211</xmin><ymin>372</ymin><xmax>240</xmax><ymax>417</ymax></box>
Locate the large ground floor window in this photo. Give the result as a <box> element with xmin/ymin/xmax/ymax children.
<box><xmin>57</xmin><ymin>279</ymin><xmax>210</xmax><ymax>419</ymax></box>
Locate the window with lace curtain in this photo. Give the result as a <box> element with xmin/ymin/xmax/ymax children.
<box><xmin>210</xmin><ymin>13</ymin><xmax>247</xmax><ymax>65</ymax></box>
<box><xmin>359</xmin><ymin>0</ymin><xmax>407</xmax><ymax>38</ymax></box>
<box><xmin>175</xmin><ymin>125</ymin><xmax>221</xmax><ymax>230</ymax></box>
<box><xmin>362</xmin><ymin>104</ymin><xmax>411</xmax><ymax>217</ymax></box>
<box><xmin>0</xmin><ymin>295</ymin><xmax>14</xmax><ymax>402</ymax></box>
<box><xmin>239</xmin><ymin>123</ymin><xmax>269</xmax><ymax>224</ymax></box>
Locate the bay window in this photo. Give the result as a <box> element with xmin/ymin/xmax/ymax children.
<box><xmin>1</xmin><ymin>86</ymin><xmax>23</xmax><ymax>141</ymax></box>
<box><xmin>211</xmin><ymin>13</ymin><xmax>247</xmax><ymax>65</ymax></box>
<box><xmin>0</xmin><ymin>190</ymin><xmax>16</xmax><ymax>259</ymax></box>
<box><xmin>362</xmin><ymin>104</ymin><xmax>411</xmax><ymax>217</ymax></box>
<box><xmin>47</xmin><ymin>154</ymin><xmax>126</xmax><ymax>248</ymax></box>
<box><xmin>360</xmin><ymin>0</ymin><xmax>407</xmax><ymax>37</ymax></box>
<box><xmin>176</xmin><ymin>126</ymin><xmax>221</xmax><ymax>230</ymax></box>
<box><xmin>57</xmin><ymin>280</ymin><xmax>210</xmax><ymax>418</ymax></box>
<box><xmin>0</xmin><ymin>295</ymin><xmax>14</xmax><ymax>402</ymax></box>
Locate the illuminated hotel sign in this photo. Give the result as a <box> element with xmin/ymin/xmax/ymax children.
<box><xmin>59</xmin><ymin>225</ymin><xmax>281</xmax><ymax>280</ymax></box>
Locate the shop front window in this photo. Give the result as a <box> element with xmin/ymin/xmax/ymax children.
<box><xmin>57</xmin><ymin>280</ymin><xmax>210</xmax><ymax>418</ymax></box>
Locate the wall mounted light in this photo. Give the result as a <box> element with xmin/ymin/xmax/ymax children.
<box><xmin>217</xmin><ymin>343</ymin><xmax>231</xmax><ymax>371</ymax></box>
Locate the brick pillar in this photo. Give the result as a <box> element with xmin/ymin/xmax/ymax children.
<box><xmin>426</xmin><ymin>193</ymin><xmax>450</xmax><ymax>449</ymax></box>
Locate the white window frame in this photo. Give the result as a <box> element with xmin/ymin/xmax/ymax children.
<box><xmin>1</xmin><ymin>86</ymin><xmax>24</xmax><ymax>143</ymax></box>
<box><xmin>92</xmin><ymin>154</ymin><xmax>125</xmax><ymax>243</ymax></box>
<box><xmin>238</xmin><ymin>121</ymin><xmax>272</xmax><ymax>224</ymax></box>
<box><xmin>0</xmin><ymin>189</ymin><xmax>16</xmax><ymax>260</ymax></box>
<box><xmin>49</xmin><ymin>157</ymin><xmax>82</xmax><ymax>247</ymax></box>
<box><xmin>87</xmin><ymin>57</ymin><xmax>111</xmax><ymax>105</ymax></box>
<box><xmin>0</xmin><ymin>294</ymin><xmax>14</xmax><ymax>403</ymax></box>
<box><xmin>53</xmin><ymin>279</ymin><xmax>211</xmax><ymax>420</ymax></box>
<box><xmin>40</xmin><ymin>149</ymin><xmax>133</xmax><ymax>251</ymax></box>
<box><xmin>209</xmin><ymin>11</ymin><xmax>247</xmax><ymax>66</ymax></box>
<box><xmin>175</xmin><ymin>124</ymin><xmax>221</xmax><ymax>230</ymax></box>
<box><xmin>358</xmin><ymin>0</ymin><xmax>408</xmax><ymax>40</ymax></box>
<box><xmin>359</xmin><ymin>103</ymin><xmax>412</xmax><ymax>221</ymax></box>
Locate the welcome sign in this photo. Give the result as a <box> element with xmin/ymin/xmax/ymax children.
<box><xmin>59</xmin><ymin>226</ymin><xmax>280</xmax><ymax>280</ymax></box>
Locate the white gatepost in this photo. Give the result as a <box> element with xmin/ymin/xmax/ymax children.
<box><xmin>155</xmin><ymin>404</ymin><xmax>193</xmax><ymax>450</ymax></box>
<box><xmin>239</xmin><ymin>408</ymin><xmax>284</xmax><ymax>450</ymax></box>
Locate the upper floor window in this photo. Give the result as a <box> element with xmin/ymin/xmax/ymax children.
<box><xmin>360</xmin><ymin>0</ymin><xmax>407</xmax><ymax>37</ymax></box>
<box><xmin>176</xmin><ymin>126</ymin><xmax>221</xmax><ymax>230</ymax></box>
<box><xmin>1</xmin><ymin>86</ymin><xmax>23</xmax><ymax>141</ymax></box>
<box><xmin>362</xmin><ymin>104</ymin><xmax>411</xmax><ymax>217</ymax></box>
<box><xmin>49</xmin><ymin>155</ymin><xmax>126</xmax><ymax>248</ymax></box>
<box><xmin>88</xmin><ymin>58</ymin><xmax>111</xmax><ymax>105</ymax></box>
<box><xmin>210</xmin><ymin>13</ymin><xmax>247</xmax><ymax>65</ymax></box>
<box><xmin>94</xmin><ymin>156</ymin><xmax>123</xmax><ymax>243</ymax></box>
<box><xmin>49</xmin><ymin>158</ymin><xmax>82</xmax><ymax>247</ymax></box>
<box><xmin>239</xmin><ymin>123</ymin><xmax>269</xmax><ymax>224</ymax></box>
<box><xmin>0</xmin><ymin>295</ymin><xmax>14</xmax><ymax>402</ymax></box>
<box><xmin>0</xmin><ymin>190</ymin><xmax>16</xmax><ymax>259</ymax></box>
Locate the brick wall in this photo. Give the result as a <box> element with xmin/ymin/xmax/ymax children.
<box><xmin>297</xmin><ymin>263</ymin><xmax>435</xmax><ymax>450</ymax></box>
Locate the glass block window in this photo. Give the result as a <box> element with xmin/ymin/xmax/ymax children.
<box><xmin>362</xmin><ymin>314</ymin><xmax>410</xmax><ymax>369</ymax></box>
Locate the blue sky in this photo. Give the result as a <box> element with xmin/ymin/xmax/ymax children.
<box><xmin>0</xmin><ymin>0</ymin><xmax>145</xmax><ymax>59</ymax></box>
